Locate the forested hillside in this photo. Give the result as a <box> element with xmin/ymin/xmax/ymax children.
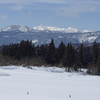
<box><xmin>0</xmin><ymin>39</ymin><xmax>100</xmax><ymax>75</ymax></box>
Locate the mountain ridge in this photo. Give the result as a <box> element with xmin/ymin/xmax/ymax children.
<box><xmin>0</xmin><ymin>25</ymin><xmax>92</xmax><ymax>33</ymax></box>
<box><xmin>33</xmin><ymin>25</ymin><xmax>92</xmax><ymax>33</ymax></box>
<box><xmin>0</xmin><ymin>25</ymin><xmax>100</xmax><ymax>46</ymax></box>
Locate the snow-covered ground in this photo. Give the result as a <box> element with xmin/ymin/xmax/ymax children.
<box><xmin>0</xmin><ymin>66</ymin><xmax>100</xmax><ymax>100</ymax></box>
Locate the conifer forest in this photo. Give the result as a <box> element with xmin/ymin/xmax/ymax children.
<box><xmin>0</xmin><ymin>39</ymin><xmax>100</xmax><ymax>75</ymax></box>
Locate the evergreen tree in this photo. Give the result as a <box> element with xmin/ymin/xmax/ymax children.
<box><xmin>39</xmin><ymin>44</ymin><xmax>47</xmax><ymax>57</ymax></box>
<box><xmin>19</xmin><ymin>40</ymin><xmax>33</xmax><ymax>58</ymax></box>
<box><xmin>62</xmin><ymin>43</ymin><xmax>75</xmax><ymax>72</ymax></box>
<box><xmin>1</xmin><ymin>45</ymin><xmax>8</xmax><ymax>56</ymax></box>
<box><xmin>84</xmin><ymin>46</ymin><xmax>92</xmax><ymax>66</ymax></box>
<box><xmin>87</xmin><ymin>42</ymin><xmax>99</xmax><ymax>75</ymax></box>
<box><xmin>45</xmin><ymin>39</ymin><xmax>57</xmax><ymax>65</ymax></box>
<box><xmin>92</xmin><ymin>41</ymin><xmax>99</xmax><ymax>64</ymax></box>
<box><xmin>75</xmin><ymin>43</ymin><xmax>85</xmax><ymax>71</ymax></box>
<box><xmin>57</xmin><ymin>41</ymin><xmax>65</xmax><ymax>63</ymax></box>
<box><xmin>96</xmin><ymin>47</ymin><xmax>100</xmax><ymax>75</ymax></box>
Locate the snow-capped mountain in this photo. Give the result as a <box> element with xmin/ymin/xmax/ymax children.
<box><xmin>0</xmin><ymin>25</ymin><xmax>91</xmax><ymax>33</ymax></box>
<box><xmin>0</xmin><ymin>25</ymin><xmax>99</xmax><ymax>46</ymax></box>
<box><xmin>33</xmin><ymin>25</ymin><xmax>91</xmax><ymax>33</ymax></box>
<box><xmin>33</xmin><ymin>25</ymin><xmax>49</xmax><ymax>31</ymax></box>
<box><xmin>0</xmin><ymin>25</ymin><xmax>32</xmax><ymax>32</ymax></box>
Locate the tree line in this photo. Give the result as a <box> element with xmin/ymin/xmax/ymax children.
<box><xmin>0</xmin><ymin>39</ymin><xmax>100</xmax><ymax>75</ymax></box>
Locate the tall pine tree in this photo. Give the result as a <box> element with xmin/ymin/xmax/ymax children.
<box><xmin>92</xmin><ymin>41</ymin><xmax>99</xmax><ymax>64</ymax></box>
<box><xmin>45</xmin><ymin>39</ymin><xmax>57</xmax><ymax>65</ymax></box>
<box><xmin>57</xmin><ymin>41</ymin><xmax>65</xmax><ymax>63</ymax></box>
<box><xmin>75</xmin><ymin>43</ymin><xmax>85</xmax><ymax>71</ymax></box>
<box><xmin>62</xmin><ymin>43</ymin><xmax>75</xmax><ymax>72</ymax></box>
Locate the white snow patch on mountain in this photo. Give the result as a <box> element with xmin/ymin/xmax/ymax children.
<box><xmin>81</xmin><ymin>30</ymin><xmax>92</xmax><ymax>33</ymax></box>
<box><xmin>32</xmin><ymin>39</ymin><xmax>38</xmax><ymax>43</ymax></box>
<box><xmin>58</xmin><ymin>36</ymin><xmax>62</xmax><ymax>38</ymax></box>
<box><xmin>88</xmin><ymin>36</ymin><xmax>98</xmax><ymax>42</ymax></box>
<box><xmin>33</xmin><ymin>25</ymin><xmax>48</xmax><ymax>31</ymax></box>
<box><xmin>65</xmin><ymin>27</ymin><xmax>79</xmax><ymax>33</ymax></box>
<box><xmin>1</xmin><ymin>26</ymin><xmax>11</xmax><ymax>31</ymax></box>
<box><xmin>19</xmin><ymin>26</ymin><xmax>30</xmax><ymax>32</ymax></box>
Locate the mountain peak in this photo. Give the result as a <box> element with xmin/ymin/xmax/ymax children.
<box><xmin>33</xmin><ymin>25</ymin><xmax>48</xmax><ymax>31</ymax></box>
<box><xmin>66</xmin><ymin>27</ymin><xmax>79</xmax><ymax>33</ymax></box>
<box><xmin>1</xmin><ymin>25</ymin><xmax>31</xmax><ymax>32</ymax></box>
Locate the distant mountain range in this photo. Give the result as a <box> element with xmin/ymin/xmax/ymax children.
<box><xmin>0</xmin><ymin>25</ymin><xmax>91</xmax><ymax>33</ymax></box>
<box><xmin>0</xmin><ymin>25</ymin><xmax>100</xmax><ymax>46</ymax></box>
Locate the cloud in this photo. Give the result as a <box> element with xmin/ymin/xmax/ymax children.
<box><xmin>57</xmin><ymin>5</ymin><xmax>98</xmax><ymax>17</ymax></box>
<box><xmin>0</xmin><ymin>0</ymin><xmax>100</xmax><ymax>16</ymax></box>
<box><xmin>0</xmin><ymin>0</ymin><xmax>66</xmax><ymax>4</ymax></box>
<box><xmin>10</xmin><ymin>5</ymin><xmax>24</xmax><ymax>11</ymax></box>
<box><xmin>0</xmin><ymin>14</ymin><xmax>7</xmax><ymax>20</ymax></box>
<box><xmin>57</xmin><ymin>9</ymin><xmax>78</xmax><ymax>18</ymax></box>
<box><xmin>56</xmin><ymin>0</ymin><xmax>100</xmax><ymax>17</ymax></box>
<box><xmin>0</xmin><ymin>0</ymin><xmax>99</xmax><ymax>5</ymax></box>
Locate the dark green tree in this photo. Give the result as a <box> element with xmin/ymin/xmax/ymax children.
<box><xmin>84</xmin><ymin>46</ymin><xmax>92</xmax><ymax>66</ymax></box>
<box><xmin>39</xmin><ymin>44</ymin><xmax>47</xmax><ymax>57</ymax></box>
<box><xmin>62</xmin><ymin>43</ymin><xmax>75</xmax><ymax>72</ymax></box>
<box><xmin>19</xmin><ymin>40</ymin><xmax>33</xmax><ymax>58</ymax></box>
<box><xmin>87</xmin><ymin>42</ymin><xmax>99</xmax><ymax>75</ymax></box>
<box><xmin>57</xmin><ymin>41</ymin><xmax>65</xmax><ymax>63</ymax></box>
<box><xmin>92</xmin><ymin>41</ymin><xmax>99</xmax><ymax>64</ymax></box>
<box><xmin>45</xmin><ymin>39</ymin><xmax>57</xmax><ymax>65</ymax></box>
<box><xmin>75</xmin><ymin>43</ymin><xmax>85</xmax><ymax>71</ymax></box>
<box><xmin>96</xmin><ymin>47</ymin><xmax>100</xmax><ymax>75</ymax></box>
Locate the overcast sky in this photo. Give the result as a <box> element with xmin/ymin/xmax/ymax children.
<box><xmin>0</xmin><ymin>0</ymin><xmax>100</xmax><ymax>31</ymax></box>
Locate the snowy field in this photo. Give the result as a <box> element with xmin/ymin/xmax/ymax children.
<box><xmin>0</xmin><ymin>66</ymin><xmax>100</xmax><ymax>100</ymax></box>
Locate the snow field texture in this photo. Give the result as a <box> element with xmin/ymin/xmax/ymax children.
<box><xmin>0</xmin><ymin>66</ymin><xmax>100</xmax><ymax>100</ymax></box>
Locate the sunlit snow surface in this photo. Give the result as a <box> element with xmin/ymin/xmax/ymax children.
<box><xmin>0</xmin><ymin>66</ymin><xmax>100</xmax><ymax>100</ymax></box>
